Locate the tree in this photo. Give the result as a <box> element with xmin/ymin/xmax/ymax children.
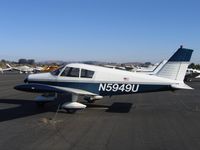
<box><xmin>1</xmin><ymin>59</ymin><xmax>6</xmax><ymax>63</ymax></box>
<box><xmin>27</xmin><ymin>59</ymin><xmax>35</xmax><ymax>65</ymax></box>
<box><xmin>188</xmin><ymin>63</ymin><xmax>195</xmax><ymax>69</ymax></box>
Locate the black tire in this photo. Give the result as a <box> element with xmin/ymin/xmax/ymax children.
<box><xmin>66</xmin><ymin>109</ymin><xmax>77</xmax><ymax>114</ymax></box>
<box><xmin>87</xmin><ymin>100</ymin><xmax>95</xmax><ymax>103</ymax></box>
<box><xmin>36</xmin><ymin>102</ymin><xmax>45</xmax><ymax>107</ymax></box>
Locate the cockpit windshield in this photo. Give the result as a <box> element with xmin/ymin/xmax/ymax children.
<box><xmin>61</xmin><ymin>67</ymin><xmax>80</xmax><ymax>77</ymax></box>
<box><xmin>51</xmin><ymin>66</ymin><xmax>64</xmax><ymax>76</ymax></box>
<box><xmin>51</xmin><ymin>65</ymin><xmax>95</xmax><ymax>79</ymax></box>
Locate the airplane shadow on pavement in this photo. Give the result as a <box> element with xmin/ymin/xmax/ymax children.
<box><xmin>106</xmin><ymin>102</ymin><xmax>133</xmax><ymax>113</ymax></box>
<box><xmin>0</xmin><ymin>99</ymin><xmax>47</xmax><ymax>122</ymax></box>
<box><xmin>0</xmin><ymin>99</ymin><xmax>133</xmax><ymax>122</ymax></box>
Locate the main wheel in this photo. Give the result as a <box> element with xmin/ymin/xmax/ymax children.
<box><xmin>36</xmin><ymin>102</ymin><xmax>46</xmax><ymax>107</ymax></box>
<box><xmin>66</xmin><ymin>109</ymin><xmax>77</xmax><ymax>114</ymax></box>
<box><xmin>87</xmin><ymin>100</ymin><xmax>95</xmax><ymax>103</ymax></box>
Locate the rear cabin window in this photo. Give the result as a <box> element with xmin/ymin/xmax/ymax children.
<box><xmin>61</xmin><ymin>67</ymin><xmax>80</xmax><ymax>77</ymax></box>
<box><xmin>81</xmin><ymin>69</ymin><xmax>94</xmax><ymax>78</ymax></box>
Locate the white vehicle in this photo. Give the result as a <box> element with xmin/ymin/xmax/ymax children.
<box><xmin>15</xmin><ymin>46</ymin><xmax>194</xmax><ymax>113</ymax></box>
<box><xmin>196</xmin><ymin>75</ymin><xmax>200</xmax><ymax>79</ymax></box>
<box><xmin>195</xmin><ymin>69</ymin><xmax>200</xmax><ymax>79</ymax></box>
<box><xmin>184</xmin><ymin>68</ymin><xmax>200</xmax><ymax>81</ymax></box>
<box><xmin>186</xmin><ymin>68</ymin><xmax>200</xmax><ymax>74</ymax></box>
<box><xmin>6</xmin><ymin>64</ymin><xmax>43</xmax><ymax>74</ymax></box>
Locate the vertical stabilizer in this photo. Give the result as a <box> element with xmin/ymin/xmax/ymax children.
<box><xmin>156</xmin><ymin>46</ymin><xmax>193</xmax><ymax>81</ymax></box>
<box><xmin>148</xmin><ymin>60</ymin><xmax>167</xmax><ymax>75</ymax></box>
<box><xmin>6</xmin><ymin>63</ymin><xmax>12</xmax><ymax>69</ymax></box>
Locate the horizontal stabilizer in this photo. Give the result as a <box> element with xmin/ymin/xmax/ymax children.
<box><xmin>171</xmin><ymin>83</ymin><xmax>193</xmax><ymax>90</ymax></box>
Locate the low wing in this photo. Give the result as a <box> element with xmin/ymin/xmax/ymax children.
<box><xmin>14</xmin><ymin>83</ymin><xmax>97</xmax><ymax>96</ymax></box>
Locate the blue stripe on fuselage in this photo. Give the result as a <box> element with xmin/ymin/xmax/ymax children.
<box><xmin>27</xmin><ymin>81</ymin><xmax>172</xmax><ymax>96</ymax></box>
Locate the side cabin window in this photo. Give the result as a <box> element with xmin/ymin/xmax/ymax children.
<box><xmin>61</xmin><ymin>67</ymin><xmax>80</xmax><ymax>77</ymax></box>
<box><xmin>81</xmin><ymin>69</ymin><xmax>94</xmax><ymax>78</ymax></box>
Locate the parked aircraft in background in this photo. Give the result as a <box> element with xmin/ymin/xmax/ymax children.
<box><xmin>6</xmin><ymin>64</ymin><xmax>34</xmax><ymax>74</ymax></box>
<box><xmin>135</xmin><ymin>60</ymin><xmax>168</xmax><ymax>75</ymax></box>
<box><xmin>41</xmin><ymin>65</ymin><xmax>59</xmax><ymax>72</ymax></box>
<box><xmin>15</xmin><ymin>46</ymin><xmax>193</xmax><ymax>113</ymax></box>
<box><xmin>34</xmin><ymin>66</ymin><xmax>44</xmax><ymax>72</ymax></box>
<box><xmin>104</xmin><ymin>60</ymin><xmax>167</xmax><ymax>74</ymax></box>
<box><xmin>0</xmin><ymin>65</ymin><xmax>12</xmax><ymax>73</ymax></box>
<box><xmin>6</xmin><ymin>64</ymin><xmax>44</xmax><ymax>74</ymax></box>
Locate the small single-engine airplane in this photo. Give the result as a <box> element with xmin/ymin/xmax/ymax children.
<box><xmin>15</xmin><ymin>46</ymin><xmax>194</xmax><ymax>113</ymax></box>
<box><xmin>6</xmin><ymin>64</ymin><xmax>34</xmax><ymax>74</ymax></box>
<box><xmin>6</xmin><ymin>64</ymin><xmax>44</xmax><ymax>74</ymax></box>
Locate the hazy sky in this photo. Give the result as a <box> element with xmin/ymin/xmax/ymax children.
<box><xmin>0</xmin><ymin>0</ymin><xmax>199</xmax><ymax>63</ymax></box>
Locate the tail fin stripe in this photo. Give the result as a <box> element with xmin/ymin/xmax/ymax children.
<box><xmin>168</xmin><ymin>48</ymin><xmax>193</xmax><ymax>62</ymax></box>
<box><xmin>157</xmin><ymin>46</ymin><xmax>193</xmax><ymax>81</ymax></box>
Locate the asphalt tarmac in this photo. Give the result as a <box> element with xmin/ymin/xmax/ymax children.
<box><xmin>0</xmin><ymin>73</ymin><xmax>200</xmax><ymax>150</ymax></box>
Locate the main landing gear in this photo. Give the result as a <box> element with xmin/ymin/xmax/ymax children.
<box><xmin>35</xmin><ymin>93</ymin><xmax>86</xmax><ymax>113</ymax></box>
<box><xmin>35</xmin><ymin>93</ymin><xmax>57</xmax><ymax>107</ymax></box>
<box><xmin>61</xmin><ymin>95</ymin><xmax>86</xmax><ymax>113</ymax></box>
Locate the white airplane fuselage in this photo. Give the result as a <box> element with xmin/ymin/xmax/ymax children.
<box><xmin>24</xmin><ymin>63</ymin><xmax>182</xmax><ymax>96</ymax></box>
